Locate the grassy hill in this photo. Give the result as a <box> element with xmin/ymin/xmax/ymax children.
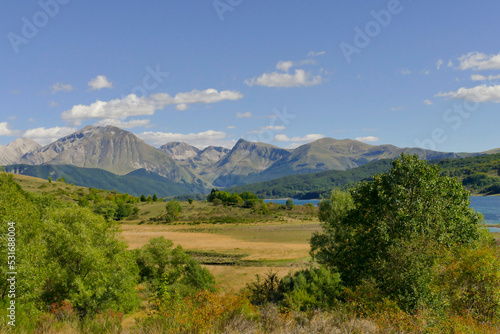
<box><xmin>3</xmin><ymin>164</ymin><xmax>204</xmax><ymax>197</ymax></box>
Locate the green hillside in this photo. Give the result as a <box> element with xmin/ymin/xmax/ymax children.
<box><xmin>228</xmin><ymin>153</ymin><xmax>500</xmax><ymax>199</ymax></box>
<box><xmin>227</xmin><ymin>159</ymin><xmax>394</xmax><ymax>199</ymax></box>
<box><xmin>3</xmin><ymin>164</ymin><xmax>205</xmax><ymax>197</ymax></box>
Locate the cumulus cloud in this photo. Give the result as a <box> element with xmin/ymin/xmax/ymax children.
<box><xmin>88</xmin><ymin>75</ymin><xmax>113</xmax><ymax>90</ymax></box>
<box><xmin>355</xmin><ymin>136</ymin><xmax>379</xmax><ymax>143</ymax></box>
<box><xmin>152</xmin><ymin>89</ymin><xmax>243</xmax><ymax>106</ymax></box>
<box><xmin>261</xmin><ymin>125</ymin><xmax>285</xmax><ymax>131</ymax></box>
<box><xmin>245</xmin><ymin>69</ymin><xmax>323</xmax><ymax>87</ymax></box>
<box><xmin>423</xmin><ymin>99</ymin><xmax>433</xmax><ymax>105</ymax></box>
<box><xmin>51</xmin><ymin>82</ymin><xmax>73</xmax><ymax>94</ymax></box>
<box><xmin>23</xmin><ymin>126</ymin><xmax>77</xmax><ymax>145</ymax></box>
<box><xmin>94</xmin><ymin>119</ymin><xmax>151</xmax><ymax>129</ymax></box>
<box><xmin>138</xmin><ymin>130</ymin><xmax>234</xmax><ymax>148</ymax></box>
<box><xmin>308</xmin><ymin>51</ymin><xmax>326</xmax><ymax>57</ymax></box>
<box><xmin>436</xmin><ymin>84</ymin><xmax>500</xmax><ymax>103</ymax></box>
<box><xmin>401</xmin><ymin>68</ymin><xmax>412</xmax><ymax>75</ymax></box>
<box><xmin>436</xmin><ymin>59</ymin><xmax>444</xmax><ymax>70</ymax></box>
<box><xmin>0</xmin><ymin>122</ymin><xmax>20</xmax><ymax>136</ymax></box>
<box><xmin>175</xmin><ymin>103</ymin><xmax>188</xmax><ymax>111</ymax></box>
<box><xmin>62</xmin><ymin>89</ymin><xmax>243</xmax><ymax>125</ymax></box>
<box><xmin>62</xmin><ymin>94</ymin><xmax>157</xmax><ymax>126</ymax></box>
<box><xmin>274</xmin><ymin>133</ymin><xmax>324</xmax><ymax>142</ymax></box>
<box><xmin>457</xmin><ymin>52</ymin><xmax>500</xmax><ymax>71</ymax></box>
<box><xmin>471</xmin><ymin>74</ymin><xmax>500</xmax><ymax>81</ymax></box>
<box><xmin>227</xmin><ymin>125</ymin><xmax>236</xmax><ymax>129</ymax></box>
<box><xmin>236</xmin><ymin>112</ymin><xmax>252</xmax><ymax>118</ymax></box>
<box><xmin>276</xmin><ymin>61</ymin><xmax>294</xmax><ymax>72</ymax></box>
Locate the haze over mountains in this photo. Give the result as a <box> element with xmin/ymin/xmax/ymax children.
<box><xmin>1</xmin><ymin>125</ymin><xmax>486</xmax><ymax>196</ymax></box>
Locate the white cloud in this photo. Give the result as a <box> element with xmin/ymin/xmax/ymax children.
<box><xmin>236</xmin><ymin>112</ymin><xmax>252</xmax><ymax>118</ymax></box>
<box><xmin>51</xmin><ymin>82</ymin><xmax>73</xmax><ymax>94</ymax></box>
<box><xmin>447</xmin><ymin>60</ymin><xmax>453</xmax><ymax>68</ymax></box>
<box><xmin>390</xmin><ymin>106</ymin><xmax>405</xmax><ymax>111</ymax></box>
<box><xmin>138</xmin><ymin>130</ymin><xmax>234</xmax><ymax>148</ymax></box>
<box><xmin>245</xmin><ymin>69</ymin><xmax>323</xmax><ymax>87</ymax></box>
<box><xmin>261</xmin><ymin>125</ymin><xmax>285</xmax><ymax>131</ymax></box>
<box><xmin>457</xmin><ymin>52</ymin><xmax>500</xmax><ymax>71</ymax></box>
<box><xmin>152</xmin><ymin>89</ymin><xmax>243</xmax><ymax>106</ymax></box>
<box><xmin>274</xmin><ymin>133</ymin><xmax>324</xmax><ymax>142</ymax></box>
<box><xmin>422</xmin><ymin>70</ymin><xmax>430</xmax><ymax>75</ymax></box>
<box><xmin>275</xmin><ymin>59</ymin><xmax>316</xmax><ymax>72</ymax></box>
<box><xmin>62</xmin><ymin>89</ymin><xmax>243</xmax><ymax>125</ymax></box>
<box><xmin>48</xmin><ymin>101</ymin><xmax>59</xmax><ymax>107</ymax></box>
<box><xmin>94</xmin><ymin>119</ymin><xmax>151</xmax><ymax>129</ymax></box>
<box><xmin>471</xmin><ymin>74</ymin><xmax>500</xmax><ymax>81</ymax></box>
<box><xmin>62</xmin><ymin>94</ymin><xmax>157</xmax><ymax>126</ymax></box>
<box><xmin>423</xmin><ymin>99</ymin><xmax>433</xmax><ymax>105</ymax></box>
<box><xmin>88</xmin><ymin>75</ymin><xmax>113</xmax><ymax>91</ymax></box>
<box><xmin>401</xmin><ymin>68</ymin><xmax>412</xmax><ymax>75</ymax></box>
<box><xmin>23</xmin><ymin>126</ymin><xmax>77</xmax><ymax>145</ymax></box>
<box><xmin>227</xmin><ymin>125</ymin><xmax>236</xmax><ymax>129</ymax></box>
<box><xmin>355</xmin><ymin>136</ymin><xmax>379</xmax><ymax>143</ymax></box>
<box><xmin>308</xmin><ymin>51</ymin><xmax>326</xmax><ymax>57</ymax></box>
<box><xmin>436</xmin><ymin>59</ymin><xmax>444</xmax><ymax>70</ymax></box>
<box><xmin>175</xmin><ymin>103</ymin><xmax>188</xmax><ymax>111</ymax></box>
<box><xmin>0</xmin><ymin>122</ymin><xmax>20</xmax><ymax>136</ymax></box>
<box><xmin>436</xmin><ymin>84</ymin><xmax>500</xmax><ymax>103</ymax></box>
<box><xmin>276</xmin><ymin>61</ymin><xmax>294</xmax><ymax>72</ymax></box>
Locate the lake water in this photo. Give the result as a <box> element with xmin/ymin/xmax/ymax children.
<box><xmin>264</xmin><ymin>197</ymin><xmax>500</xmax><ymax>228</ymax></box>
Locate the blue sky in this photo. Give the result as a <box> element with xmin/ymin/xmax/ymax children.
<box><xmin>1</xmin><ymin>0</ymin><xmax>500</xmax><ymax>152</ymax></box>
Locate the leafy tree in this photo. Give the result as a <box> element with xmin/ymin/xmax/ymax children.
<box><xmin>140</xmin><ymin>194</ymin><xmax>146</xmax><ymax>202</ymax></box>
<box><xmin>93</xmin><ymin>201</ymin><xmax>118</xmax><ymax>221</ymax></box>
<box><xmin>42</xmin><ymin>207</ymin><xmax>139</xmax><ymax>316</ymax></box>
<box><xmin>135</xmin><ymin>237</ymin><xmax>215</xmax><ymax>302</ymax></box>
<box><xmin>165</xmin><ymin>200</ymin><xmax>183</xmax><ymax>223</ymax></box>
<box><xmin>47</xmin><ymin>176</ymin><xmax>52</xmax><ymax>183</ymax></box>
<box><xmin>115</xmin><ymin>202</ymin><xmax>132</xmax><ymax>220</ymax></box>
<box><xmin>188</xmin><ymin>198</ymin><xmax>193</xmax><ymax>205</ymax></box>
<box><xmin>153</xmin><ymin>194</ymin><xmax>158</xmax><ymax>202</ymax></box>
<box><xmin>311</xmin><ymin>154</ymin><xmax>483</xmax><ymax>311</ymax></box>
<box><xmin>285</xmin><ymin>199</ymin><xmax>295</xmax><ymax>210</ymax></box>
<box><xmin>56</xmin><ymin>177</ymin><xmax>66</xmax><ymax>183</ymax></box>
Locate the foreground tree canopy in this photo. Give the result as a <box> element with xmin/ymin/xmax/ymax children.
<box><xmin>311</xmin><ymin>154</ymin><xmax>488</xmax><ymax>313</ymax></box>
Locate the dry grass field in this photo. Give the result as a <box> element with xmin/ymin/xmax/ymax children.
<box><xmin>120</xmin><ymin>220</ymin><xmax>320</xmax><ymax>291</ymax></box>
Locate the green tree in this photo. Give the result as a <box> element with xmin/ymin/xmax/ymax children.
<box><xmin>165</xmin><ymin>200</ymin><xmax>183</xmax><ymax>223</ymax></box>
<box><xmin>43</xmin><ymin>207</ymin><xmax>139</xmax><ymax>316</ymax></box>
<box><xmin>47</xmin><ymin>176</ymin><xmax>52</xmax><ymax>183</ymax></box>
<box><xmin>140</xmin><ymin>194</ymin><xmax>146</xmax><ymax>202</ymax></box>
<box><xmin>285</xmin><ymin>199</ymin><xmax>295</xmax><ymax>210</ymax></box>
<box><xmin>188</xmin><ymin>198</ymin><xmax>194</xmax><ymax>205</ymax></box>
<box><xmin>311</xmin><ymin>154</ymin><xmax>483</xmax><ymax>311</ymax></box>
<box><xmin>153</xmin><ymin>194</ymin><xmax>158</xmax><ymax>202</ymax></box>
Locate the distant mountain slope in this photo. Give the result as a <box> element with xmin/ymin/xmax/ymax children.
<box><xmin>258</xmin><ymin>138</ymin><xmax>477</xmax><ymax>181</ymax></box>
<box><xmin>199</xmin><ymin>139</ymin><xmax>291</xmax><ymax>187</ymax></box>
<box><xmin>18</xmin><ymin>125</ymin><xmax>201</xmax><ymax>185</ymax></box>
<box><xmin>3</xmin><ymin>164</ymin><xmax>202</xmax><ymax>197</ymax></box>
<box><xmin>228</xmin><ymin>153</ymin><xmax>500</xmax><ymax>199</ymax></box>
<box><xmin>0</xmin><ymin>138</ymin><xmax>40</xmax><ymax>165</ymax></box>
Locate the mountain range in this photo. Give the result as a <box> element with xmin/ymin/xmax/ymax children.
<box><xmin>0</xmin><ymin>125</ymin><xmax>488</xmax><ymax>196</ymax></box>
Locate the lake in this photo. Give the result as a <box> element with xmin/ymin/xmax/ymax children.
<box><xmin>264</xmin><ymin>196</ymin><xmax>500</xmax><ymax>227</ymax></box>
